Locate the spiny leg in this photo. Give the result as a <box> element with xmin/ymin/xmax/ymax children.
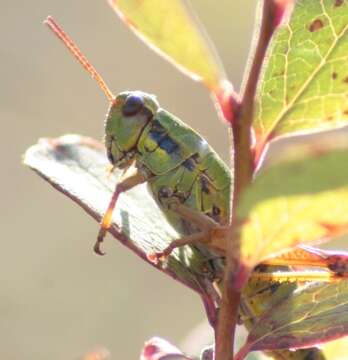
<box><xmin>148</xmin><ymin>230</ymin><xmax>212</xmax><ymax>264</ymax></box>
<box><xmin>149</xmin><ymin>201</ymin><xmax>228</xmax><ymax>263</ymax></box>
<box><xmin>95</xmin><ymin>167</ymin><xmax>146</xmax><ymax>255</ymax></box>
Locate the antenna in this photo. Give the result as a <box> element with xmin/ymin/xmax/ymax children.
<box><xmin>45</xmin><ymin>16</ymin><xmax>114</xmax><ymax>102</ymax></box>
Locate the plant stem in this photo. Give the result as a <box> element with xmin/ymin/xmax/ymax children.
<box><xmin>215</xmin><ymin>101</ymin><xmax>253</xmax><ymax>360</ymax></box>
<box><xmin>234</xmin><ymin>343</ymin><xmax>251</xmax><ymax>360</ymax></box>
<box><xmin>215</xmin><ymin>1</ymin><xmax>279</xmax><ymax>359</ymax></box>
<box><xmin>242</xmin><ymin>0</ymin><xmax>279</xmax><ymax>130</ymax></box>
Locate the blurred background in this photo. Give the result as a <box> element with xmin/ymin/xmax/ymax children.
<box><xmin>3</xmin><ymin>1</ymin><xmax>348</xmax><ymax>359</ymax></box>
<box><xmin>1</xmin><ymin>1</ymin><xmax>256</xmax><ymax>359</ymax></box>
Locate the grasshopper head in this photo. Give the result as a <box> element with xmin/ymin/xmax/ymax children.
<box><xmin>44</xmin><ymin>20</ymin><xmax>157</xmax><ymax>169</ymax></box>
<box><xmin>104</xmin><ymin>91</ymin><xmax>159</xmax><ymax>168</ymax></box>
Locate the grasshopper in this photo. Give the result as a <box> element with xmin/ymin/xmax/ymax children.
<box><xmin>46</xmin><ymin>16</ymin><xmax>343</xmax><ymax>360</ymax></box>
<box><xmin>45</xmin><ymin>16</ymin><xmax>230</xmax><ymax>263</ymax></box>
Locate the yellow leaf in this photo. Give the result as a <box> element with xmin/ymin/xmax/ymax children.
<box><xmin>108</xmin><ymin>0</ymin><xmax>226</xmax><ymax>91</ymax></box>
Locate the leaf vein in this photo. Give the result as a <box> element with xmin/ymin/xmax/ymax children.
<box><xmin>262</xmin><ymin>9</ymin><xmax>348</xmax><ymax>144</ymax></box>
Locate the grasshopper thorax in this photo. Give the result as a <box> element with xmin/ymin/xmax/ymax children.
<box><xmin>104</xmin><ymin>91</ymin><xmax>159</xmax><ymax>168</ymax></box>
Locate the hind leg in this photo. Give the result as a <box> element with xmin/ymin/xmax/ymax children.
<box><xmin>148</xmin><ymin>200</ymin><xmax>228</xmax><ymax>263</ymax></box>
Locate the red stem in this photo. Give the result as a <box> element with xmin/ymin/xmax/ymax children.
<box><xmin>215</xmin><ymin>1</ymin><xmax>280</xmax><ymax>359</ymax></box>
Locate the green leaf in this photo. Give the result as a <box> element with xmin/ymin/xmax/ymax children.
<box><xmin>240</xmin><ymin>280</ymin><xmax>348</xmax><ymax>354</ymax></box>
<box><xmin>254</xmin><ymin>0</ymin><xmax>348</xmax><ymax>152</ymax></box>
<box><xmin>23</xmin><ymin>134</ymin><xmax>215</xmax><ymax>293</ymax></box>
<box><xmin>237</xmin><ymin>149</ymin><xmax>348</xmax><ymax>268</ymax></box>
<box><xmin>241</xmin><ymin>274</ymin><xmax>327</xmax><ymax>360</ymax></box>
<box><xmin>108</xmin><ymin>0</ymin><xmax>226</xmax><ymax>91</ymax></box>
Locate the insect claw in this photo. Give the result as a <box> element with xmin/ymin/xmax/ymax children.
<box><xmin>93</xmin><ymin>240</ymin><xmax>106</xmax><ymax>256</ymax></box>
<box><xmin>94</xmin><ymin>230</ymin><xmax>107</xmax><ymax>256</ymax></box>
<box><xmin>147</xmin><ymin>253</ymin><xmax>159</xmax><ymax>265</ymax></box>
<box><xmin>147</xmin><ymin>252</ymin><xmax>168</xmax><ymax>265</ymax></box>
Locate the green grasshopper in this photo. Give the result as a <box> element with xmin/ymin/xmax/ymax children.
<box><xmin>45</xmin><ymin>16</ymin><xmax>230</xmax><ymax>262</ymax></box>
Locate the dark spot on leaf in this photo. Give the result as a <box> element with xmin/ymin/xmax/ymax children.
<box><xmin>344</xmin><ymin>110</ymin><xmax>348</xmax><ymax>115</ymax></box>
<box><xmin>334</xmin><ymin>0</ymin><xmax>344</xmax><ymax>7</ymax></box>
<box><xmin>343</xmin><ymin>76</ymin><xmax>348</xmax><ymax>83</ymax></box>
<box><xmin>309</xmin><ymin>19</ymin><xmax>324</xmax><ymax>32</ymax></box>
<box><xmin>332</xmin><ymin>72</ymin><xmax>338</xmax><ymax>79</ymax></box>
<box><xmin>327</xmin><ymin>115</ymin><xmax>334</xmax><ymax>121</ymax></box>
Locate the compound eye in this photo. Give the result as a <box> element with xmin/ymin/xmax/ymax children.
<box><xmin>122</xmin><ymin>94</ymin><xmax>145</xmax><ymax>116</ymax></box>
